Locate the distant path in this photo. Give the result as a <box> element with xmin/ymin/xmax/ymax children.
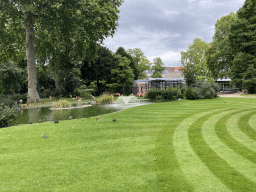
<box><xmin>218</xmin><ymin>92</ymin><xmax>251</xmax><ymax>98</ymax></box>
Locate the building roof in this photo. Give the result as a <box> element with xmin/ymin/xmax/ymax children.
<box><xmin>216</xmin><ymin>78</ymin><xmax>231</xmax><ymax>82</ymax></box>
<box><xmin>147</xmin><ymin>78</ymin><xmax>185</xmax><ymax>82</ymax></box>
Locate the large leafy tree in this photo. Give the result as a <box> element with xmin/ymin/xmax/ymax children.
<box><xmin>151</xmin><ymin>57</ymin><xmax>165</xmax><ymax>78</ymax></box>
<box><xmin>180</xmin><ymin>38</ymin><xmax>210</xmax><ymax>86</ymax></box>
<box><xmin>126</xmin><ymin>48</ymin><xmax>151</xmax><ymax>79</ymax></box>
<box><xmin>0</xmin><ymin>0</ymin><xmax>123</xmax><ymax>102</ymax></box>
<box><xmin>229</xmin><ymin>0</ymin><xmax>256</xmax><ymax>93</ymax></box>
<box><xmin>0</xmin><ymin>61</ymin><xmax>25</xmax><ymax>94</ymax></box>
<box><xmin>81</xmin><ymin>45</ymin><xmax>116</xmax><ymax>93</ymax></box>
<box><xmin>107</xmin><ymin>55</ymin><xmax>134</xmax><ymax>95</ymax></box>
<box><xmin>115</xmin><ymin>47</ymin><xmax>138</xmax><ymax>80</ymax></box>
<box><xmin>206</xmin><ymin>13</ymin><xmax>237</xmax><ymax>80</ymax></box>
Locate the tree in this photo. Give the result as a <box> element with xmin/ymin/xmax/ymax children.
<box><xmin>0</xmin><ymin>61</ymin><xmax>25</xmax><ymax>94</ymax></box>
<box><xmin>126</xmin><ymin>48</ymin><xmax>151</xmax><ymax>79</ymax></box>
<box><xmin>180</xmin><ymin>38</ymin><xmax>210</xmax><ymax>86</ymax></box>
<box><xmin>107</xmin><ymin>55</ymin><xmax>134</xmax><ymax>95</ymax></box>
<box><xmin>0</xmin><ymin>0</ymin><xmax>123</xmax><ymax>102</ymax></box>
<box><xmin>115</xmin><ymin>47</ymin><xmax>138</xmax><ymax>80</ymax></box>
<box><xmin>228</xmin><ymin>0</ymin><xmax>256</xmax><ymax>93</ymax></box>
<box><xmin>81</xmin><ymin>45</ymin><xmax>116</xmax><ymax>93</ymax></box>
<box><xmin>206</xmin><ymin>13</ymin><xmax>237</xmax><ymax>80</ymax></box>
<box><xmin>151</xmin><ymin>57</ymin><xmax>165</xmax><ymax>78</ymax></box>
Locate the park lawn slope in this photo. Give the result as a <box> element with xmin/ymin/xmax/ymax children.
<box><xmin>1</xmin><ymin>97</ymin><xmax>256</xmax><ymax>191</ymax></box>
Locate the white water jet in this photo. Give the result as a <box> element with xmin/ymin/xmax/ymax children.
<box><xmin>116</xmin><ymin>96</ymin><xmax>138</xmax><ymax>105</ymax></box>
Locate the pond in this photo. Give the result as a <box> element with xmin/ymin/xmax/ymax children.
<box><xmin>9</xmin><ymin>104</ymin><xmax>120</xmax><ymax>126</ymax></box>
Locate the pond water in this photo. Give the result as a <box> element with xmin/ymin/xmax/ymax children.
<box><xmin>9</xmin><ymin>104</ymin><xmax>120</xmax><ymax>126</ymax></box>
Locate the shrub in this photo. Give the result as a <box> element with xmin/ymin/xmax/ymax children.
<box><xmin>97</xmin><ymin>93</ymin><xmax>113</xmax><ymax>104</ymax></box>
<box><xmin>146</xmin><ymin>87</ymin><xmax>185</xmax><ymax>100</ymax></box>
<box><xmin>185</xmin><ymin>87</ymin><xmax>199</xmax><ymax>100</ymax></box>
<box><xmin>74</xmin><ymin>88</ymin><xmax>93</xmax><ymax>99</ymax></box>
<box><xmin>52</xmin><ymin>99</ymin><xmax>71</xmax><ymax>108</ymax></box>
<box><xmin>0</xmin><ymin>102</ymin><xmax>18</xmax><ymax>128</ymax></box>
<box><xmin>146</xmin><ymin>88</ymin><xmax>162</xmax><ymax>99</ymax></box>
<box><xmin>193</xmin><ymin>80</ymin><xmax>219</xmax><ymax>99</ymax></box>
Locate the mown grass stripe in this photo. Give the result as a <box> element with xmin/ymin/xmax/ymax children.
<box><xmin>202</xmin><ymin>109</ymin><xmax>256</xmax><ymax>183</ymax></box>
<box><xmin>227</xmin><ymin>111</ymin><xmax>256</xmax><ymax>152</ymax></box>
<box><xmin>238</xmin><ymin>111</ymin><xmax>256</xmax><ymax>141</ymax></box>
<box><xmin>249</xmin><ymin>114</ymin><xmax>256</xmax><ymax>130</ymax></box>
<box><xmin>173</xmin><ymin>109</ymin><xmax>231</xmax><ymax>192</ymax></box>
<box><xmin>215</xmin><ymin>109</ymin><xmax>256</xmax><ymax>164</ymax></box>
<box><xmin>189</xmin><ymin>110</ymin><xmax>256</xmax><ymax>191</ymax></box>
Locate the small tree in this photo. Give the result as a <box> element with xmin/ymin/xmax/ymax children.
<box><xmin>127</xmin><ymin>48</ymin><xmax>151</xmax><ymax>79</ymax></box>
<box><xmin>151</xmin><ymin>57</ymin><xmax>165</xmax><ymax>78</ymax></box>
<box><xmin>107</xmin><ymin>55</ymin><xmax>134</xmax><ymax>95</ymax></box>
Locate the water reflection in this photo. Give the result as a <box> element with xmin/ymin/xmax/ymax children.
<box><xmin>11</xmin><ymin>105</ymin><xmax>119</xmax><ymax>126</ymax></box>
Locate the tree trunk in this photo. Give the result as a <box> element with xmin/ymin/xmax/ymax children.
<box><xmin>25</xmin><ymin>14</ymin><xmax>41</xmax><ymax>103</ymax></box>
<box><xmin>53</xmin><ymin>71</ymin><xmax>60</xmax><ymax>92</ymax></box>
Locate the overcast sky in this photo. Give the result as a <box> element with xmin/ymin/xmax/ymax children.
<box><xmin>103</xmin><ymin>0</ymin><xmax>245</xmax><ymax>67</ymax></box>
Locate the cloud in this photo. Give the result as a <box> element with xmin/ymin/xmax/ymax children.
<box><xmin>103</xmin><ymin>0</ymin><xmax>245</xmax><ymax>67</ymax></box>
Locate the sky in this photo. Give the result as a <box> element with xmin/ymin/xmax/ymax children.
<box><xmin>103</xmin><ymin>0</ymin><xmax>246</xmax><ymax>67</ymax></box>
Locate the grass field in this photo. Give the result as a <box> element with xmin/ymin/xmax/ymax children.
<box><xmin>1</xmin><ymin>97</ymin><xmax>256</xmax><ymax>191</ymax></box>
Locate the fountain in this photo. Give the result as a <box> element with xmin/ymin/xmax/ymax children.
<box><xmin>116</xmin><ymin>95</ymin><xmax>138</xmax><ymax>105</ymax></box>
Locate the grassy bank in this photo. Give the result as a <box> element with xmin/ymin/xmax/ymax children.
<box><xmin>1</xmin><ymin>97</ymin><xmax>256</xmax><ymax>191</ymax></box>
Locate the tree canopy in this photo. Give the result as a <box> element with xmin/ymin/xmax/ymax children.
<box><xmin>107</xmin><ymin>54</ymin><xmax>134</xmax><ymax>95</ymax></box>
<box><xmin>181</xmin><ymin>38</ymin><xmax>210</xmax><ymax>86</ymax></box>
<box><xmin>151</xmin><ymin>57</ymin><xmax>165</xmax><ymax>78</ymax></box>
<box><xmin>0</xmin><ymin>0</ymin><xmax>123</xmax><ymax>101</ymax></box>
<box><xmin>81</xmin><ymin>45</ymin><xmax>116</xmax><ymax>93</ymax></box>
<box><xmin>126</xmin><ymin>48</ymin><xmax>151</xmax><ymax>79</ymax></box>
<box><xmin>228</xmin><ymin>0</ymin><xmax>256</xmax><ymax>93</ymax></box>
<box><xmin>206</xmin><ymin>12</ymin><xmax>237</xmax><ymax>80</ymax></box>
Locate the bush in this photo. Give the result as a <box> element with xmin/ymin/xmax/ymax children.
<box><xmin>74</xmin><ymin>87</ymin><xmax>93</xmax><ymax>99</ymax></box>
<box><xmin>244</xmin><ymin>79</ymin><xmax>256</xmax><ymax>94</ymax></box>
<box><xmin>146</xmin><ymin>87</ymin><xmax>184</xmax><ymax>100</ymax></box>
<box><xmin>193</xmin><ymin>80</ymin><xmax>219</xmax><ymax>99</ymax></box>
<box><xmin>185</xmin><ymin>87</ymin><xmax>199</xmax><ymax>100</ymax></box>
<box><xmin>0</xmin><ymin>102</ymin><xmax>18</xmax><ymax>128</ymax></box>
<box><xmin>97</xmin><ymin>93</ymin><xmax>113</xmax><ymax>104</ymax></box>
<box><xmin>52</xmin><ymin>99</ymin><xmax>71</xmax><ymax>108</ymax></box>
<box><xmin>146</xmin><ymin>88</ymin><xmax>162</xmax><ymax>99</ymax></box>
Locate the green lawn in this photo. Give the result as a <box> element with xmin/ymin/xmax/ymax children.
<box><xmin>1</xmin><ymin>97</ymin><xmax>256</xmax><ymax>191</ymax></box>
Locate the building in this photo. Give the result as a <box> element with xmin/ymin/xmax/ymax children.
<box><xmin>145</xmin><ymin>67</ymin><xmax>184</xmax><ymax>78</ymax></box>
<box><xmin>132</xmin><ymin>78</ymin><xmax>186</xmax><ymax>96</ymax></box>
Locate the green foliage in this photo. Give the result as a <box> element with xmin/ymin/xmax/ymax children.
<box><xmin>97</xmin><ymin>93</ymin><xmax>113</xmax><ymax>104</ymax></box>
<box><xmin>193</xmin><ymin>81</ymin><xmax>219</xmax><ymax>99</ymax></box>
<box><xmin>0</xmin><ymin>102</ymin><xmax>18</xmax><ymax>128</ymax></box>
<box><xmin>228</xmin><ymin>0</ymin><xmax>256</xmax><ymax>93</ymax></box>
<box><xmin>52</xmin><ymin>99</ymin><xmax>71</xmax><ymax>108</ymax></box>
<box><xmin>44</xmin><ymin>89</ymin><xmax>61</xmax><ymax>98</ymax></box>
<box><xmin>185</xmin><ymin>80</ymin><xmax>219</xmax><ymax>100</ymax></box>
<box><xmin>244</xmin><ymin>78</ymin><xmax>256</xmax><ymax>94</ymax></box>
<box><xmin>74</xmin><ymin>85</ymin><xmax>93</xmax><ymax>99</ymax></box>
<box><xmin>0</xmin><ymin>61</ymin><xmax>25</xmax><ymax>94</ymax></box>
<box><xmin>0</xmin><ymin>94</ymin><xmax>27</xmax><ymax>106</ymax></box>
<box><xmin>146</xmin><ymin>87</ymin><xmax>184</xmax><ymax>100</ymax></box>
<box><xmin>116</xmin><ymin>47</ymin><xmax>139</xmax><ymax>80</ymax></box>
<box><xmin>146</xmin><ymin>88</ymin><xmax>162</xmax><ymax>99</ymax></box>
<box><xmin>206</xmin><ymin>13</ymin><xmax>237</xmax><ymax>80</ymax></box>
<box><xmin>107</xmin><ymin>55</ymin><xmax>135</xmax><ymax>95</ymax></box>
<box><xmin>185</xmin><ymin>87</ymin><xmax>199</xmax><ymax>100</ymax></box>
<box><xmin>151</xmin><ymin>57</ymin><xmax>165</xmax><ymax>78</ymax></box>
<box><xmin>126</xmin><ymin>48</ymin><xmax>151</xmax><ymax>79</ymax></box>
<box><xmin>0</xmin><ymin>0</ymin><xmax>124</xmax><ymax>102</ymax></box>
<box><xmin>181</xmin><ymin>38</ymin><xmax>210</xmax><ymax>85</ymax></box>
<box><xmin>81</xmin><ymin>45</ymin><xmax>116</xmax><ymax>92</ymax></box>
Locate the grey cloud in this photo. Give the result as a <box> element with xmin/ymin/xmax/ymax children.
<box><xmin>104</xmin><ymin>0</ymin><xmax>245</xmax><ymax>67</ymax></box>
